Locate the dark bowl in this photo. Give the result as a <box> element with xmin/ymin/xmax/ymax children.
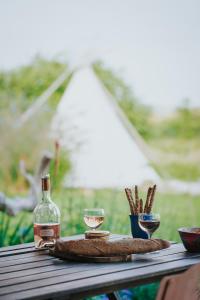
<box><xmin>178</xmin><ymin>227</ymin><xmax>200</xmax><ymax>252</ymax></box>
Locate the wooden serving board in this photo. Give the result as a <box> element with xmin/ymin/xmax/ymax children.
<box><xmin>49</xmin><ymin>250</ymin><xmax>132</xmax><ymax>263</ymax></box>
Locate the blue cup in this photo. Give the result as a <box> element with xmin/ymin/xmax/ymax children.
<box><xmin>129</xmin><ymin>214</ymin><xmax>148</xmax><ymax>239</ymax></box>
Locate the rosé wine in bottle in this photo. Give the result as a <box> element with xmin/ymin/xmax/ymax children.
<box><xmin>33</xmin><ymin>174</ymin><xmax>60</xmax><ymax>248</ymax></box>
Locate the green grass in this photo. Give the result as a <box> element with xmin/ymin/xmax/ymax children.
<box><xmin>148</xmin><ymin>138</ymin><xmax>200</xmax><ymax>181</ymax></box>
<box><xmin>2</xmin><ymin>189</ymin><xmax>199</xmax><ymax>247</ymax></box>
<box><xmin>162</xmin><ymin>162</ymin><xmax>200</xmax><ymax>181</ymax></box>
<box><xmin>55</xmin><ymin>189</ymin><xmax>200</xmax><ymax>243</ymax></box>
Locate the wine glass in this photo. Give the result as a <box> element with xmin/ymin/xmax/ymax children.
<box><xmin>138</xmin><ymin>213</ymin><xmax>160</xmax><ymax>238</ymax></box>
<box><xmin>83</xmin><ymin>208</ymin><xmax>105</xmax><ymax>231</ymax></box>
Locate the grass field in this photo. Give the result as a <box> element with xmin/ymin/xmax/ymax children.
<box><xmin>56</xmin><ymin>189</ymin><xmax>200</xmax><ymax>242</ymax></box>
<box><xmin>2</xmin><ymin>189</ymin><xmax>199</xmax><ymax>246</ymax></box>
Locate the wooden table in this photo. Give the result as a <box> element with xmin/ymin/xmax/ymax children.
<box><xmin>0</xmin><ymin>234</ymin><xmax>200</xmax><ymax>300</ymax></box>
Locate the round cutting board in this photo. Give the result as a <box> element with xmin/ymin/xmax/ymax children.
<box><xmin>50</xmin><ymin>250</ymin><xmax>132</xmax><ymax>262</ymax></box>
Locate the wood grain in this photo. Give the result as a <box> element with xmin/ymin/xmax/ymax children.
<box><xmin>0</xmin><ymin>235</ymin><xmax>199</xmax><ymax>300</ymax></box>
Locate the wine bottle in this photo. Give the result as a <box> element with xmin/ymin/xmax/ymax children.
<box><xmin>33</xmin><ymin>174</ymin><xmax>60</xmax><ymax>248</ymax></box>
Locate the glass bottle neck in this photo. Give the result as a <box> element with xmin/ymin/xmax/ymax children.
<box><xmin>41</xmin><ymin>190</ymin><xmax>51</xmax><ymax>203</ymax></box>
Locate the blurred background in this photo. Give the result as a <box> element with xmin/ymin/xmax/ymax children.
<box><xmin>0</xmin><ymin>1</ymin><xmax>200</xmax><ymax>297</ymax></box>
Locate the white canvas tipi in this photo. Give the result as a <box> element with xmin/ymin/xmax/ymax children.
<box><xmin>52</xmin><ymin>66</ymin><xmax>160</xmax><ymax>188</ymax></box>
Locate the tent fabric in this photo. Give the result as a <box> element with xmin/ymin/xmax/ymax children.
<box><xmin>52</xmin><ymin>67</ymin><xmax>160</xmax><ymax>188</ymax></box>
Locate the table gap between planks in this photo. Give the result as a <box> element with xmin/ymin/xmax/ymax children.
<box><xmin>0</xmin><ymin>234</ymin><xmax>200</xmax><ymax>300</ymax></box>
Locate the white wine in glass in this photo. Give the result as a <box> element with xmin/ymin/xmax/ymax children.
<box><xmin>83</xmin><ymin>209</ymin><xmax>105</xmax><ymax>231</ymax></box>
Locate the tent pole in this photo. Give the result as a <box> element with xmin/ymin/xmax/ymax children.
<box><xmin>17</xmin><ymin>69</ymin><xmax>70</xmax><ymax>128</ymax></box>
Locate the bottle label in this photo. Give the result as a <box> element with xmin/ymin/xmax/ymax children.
<box><xmin>40</xmin><ymin>229</ymin><xmax>54</xmax><ymax>237</ymax></box>
<box><xmin>34</xmin><ymin>223</ymin><xmax>60</xmax><ymax>239</ymax></box>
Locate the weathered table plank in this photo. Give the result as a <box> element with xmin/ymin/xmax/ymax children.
<box><xmin>0</xmin><ymin>246</ymin><xmax>191</xmax><ymax>279</ymax></box>
<box><xmin>0</xmin><ymin>235</ymin><xmax>199</xmax><ymax>300</ymax></box>
<box><xmin>2</xmin><ymin>255</ymin><xmax>200</xmax><ymax>300</ymax></box>
<box><xmin>0</xmin><ymin>254</ymin><xmax>54</xmax><ymax>268</ymax></box>
<box><xmin>0</xmin><ymin>250</ymin><xmax>199</xmax><ymax>296</ymax></box>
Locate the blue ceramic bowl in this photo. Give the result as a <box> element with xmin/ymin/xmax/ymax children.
<box><xmin>129</xmin><ymin>215</ymin><xmax>148</xmax><ymax>239</ymax></box>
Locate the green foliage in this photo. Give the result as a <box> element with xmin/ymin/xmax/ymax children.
<box><xmin>130</xmin><ymin>283</ymin><xmax>159</xmax><ymax>300</ymax></box>
<box><xmin>0</xmin><ymin>57</ymin><xmax>71</xmax><ymax>193</ymax></box>
<box><xmin>0</xmin><ymin>56</ymin><xmax>67</xmax><ymax>112</ymax></box>
<box><xmin>163</xmin><ymin>162</ymin><xmax>200</xmax><ymax>181</ymax></box>
<box><xmin>0</xmin><ymin>212</ymin><xmax>33</xmax><ymax>247</ymax></box>
<box><xmin>87</xmin><ymin>283</ymin><xmax>160</xmax><ymax>300</ymax></box>
<box><xmin>93</xmin><ymin>61</ymin><xmax>152</xmax><ymax>139</ymax></box>
<box><xmin>158</xmin><ymin>107</ymin><xmax>200</xmax><ymax>140</ymax></box>
<box><xmin>0</xmin><ymin>111</ymin><xmax>52</xmax><ymax>193</ymax></box>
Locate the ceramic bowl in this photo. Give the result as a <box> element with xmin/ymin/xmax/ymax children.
<box><xmin>178</xmin><ymin>227</ymin><xmax>200</xmax><ymax>252</ymax></box>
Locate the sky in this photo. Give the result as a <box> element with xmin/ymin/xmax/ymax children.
<box><xmin>0</xmin><ymin>0</ymin><xmax>200</xmax><ymax>113</ymax></box>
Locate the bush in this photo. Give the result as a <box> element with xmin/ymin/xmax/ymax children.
<box><xmin>0</xmin><ymin>56</ymin><xmax>71</xmax><ymax>194</ymax></box>
<box><xmin>0</xmin><ymin>56</ymin><xmax>67</xmax><ymax>111</ymax></box>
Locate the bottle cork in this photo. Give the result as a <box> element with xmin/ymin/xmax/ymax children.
<box><xmin>41</xmin><ymin>174</ymin><xmax>50</xmax><ymax>191</ymax></box>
